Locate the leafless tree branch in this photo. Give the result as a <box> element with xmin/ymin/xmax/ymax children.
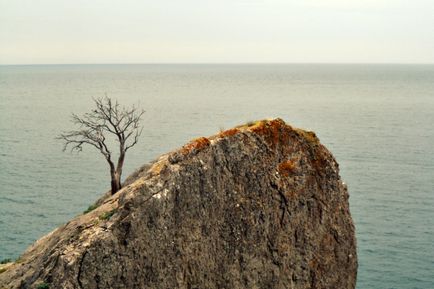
<box><xmin>58</xmin><ymin>96</ymin><xmax>144</xmax><ymax>194</ymax></box>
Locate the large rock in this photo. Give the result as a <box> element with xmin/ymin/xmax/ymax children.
<box><xmin>0</xmin><ymin>119</ymin><xmax>357</xmax><ymax>289</ymax></box>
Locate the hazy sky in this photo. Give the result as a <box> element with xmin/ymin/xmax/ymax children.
<box><xmin>1</xmin><ymin>0</ymin><xmax>433</xmax><ymax>64</ymax></box>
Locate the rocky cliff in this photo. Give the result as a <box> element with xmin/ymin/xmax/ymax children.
<box><xmin>0</xmin><ymin>119</ymin><xmax>357</xmax><ymax>289</ymax></box>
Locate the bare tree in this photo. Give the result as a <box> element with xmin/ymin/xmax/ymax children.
<box><xmin>59</xmin><ymin>96</ymin><xmax>144</xmax><ymax>194</ymax></box>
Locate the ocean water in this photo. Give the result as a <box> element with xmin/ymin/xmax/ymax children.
<box><xmin>0</xmin><ymin>64</ymin><xmax>433</xmax><ymax>288</ymax></box>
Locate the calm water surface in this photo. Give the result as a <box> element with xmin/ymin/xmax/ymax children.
<box><xmin>0</xmin><ymin>64</ymin><xmax>433</xmax><ymax>288</ymax></box>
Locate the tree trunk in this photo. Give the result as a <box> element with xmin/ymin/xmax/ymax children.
<box><xmin>110</xmin><ymin>149</ymin><xmax>125</xmax><ymax>195</ymax></box>
<box><xmin>110</xmin><ymin>171</ymin><xmax>121</xmax><ymax>194</ymax></box>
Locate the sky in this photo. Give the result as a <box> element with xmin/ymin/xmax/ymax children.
<box><xmin>0</xmin><ymin>0</ymin><xmax>433</xmax><ymax>64</ymax></box>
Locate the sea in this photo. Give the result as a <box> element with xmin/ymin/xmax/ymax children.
<box><xmin>0</xmin><ymin>64</ymin><xmax>433</xmax><ymax>288</ymax></box>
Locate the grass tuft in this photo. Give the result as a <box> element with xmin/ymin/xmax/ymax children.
<box><xmin>0</xmin><ymin>258</ymin><xmax>11</xmax><ymax>264</ymax></box>
<box><xmin>36</xmin><ymin>282</ymin><xmax>50</xmax><ymax>289</ymax></box>
<box><xmin>99</xmin><ymin>209</ymin><xmax>117</xmax><ymax>221</ymax></box>
<box><xmin>83</xmin><ymin>204</ymin><xmax>98</xmax><ymax>214</ymax></box>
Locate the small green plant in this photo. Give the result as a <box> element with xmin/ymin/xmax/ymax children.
<box><xmin>246</xmin><ymin>120</ymin><xmax>256</xmax><ymax>126</ymax></box>
<box><xmin>0</xmin><ymin>267</ymin><xmax>7</xmax><ymax>274</ymax></box>
<box><xmin>83</xmin><ymin>204</ymin><xmax>98</xmax><ymax>214</ymax></box>
<box><xmin>99</xmin><ymin>209</ymin><xmax>116</xmax><ymax>221</ymax></box>
<box><xmin>0</xmin><ymin>258</ymin><xmax>11</xmax><ymax>264</ymax></box>
<box><xmin>37</xmin><ymin>282</ymin><xmax>50</xmax><ymax>289</ymax></box>
<box><xmin>15</xmin><ymin>256</ymin><xmax>25</xmax><ymax>264</ymax></box>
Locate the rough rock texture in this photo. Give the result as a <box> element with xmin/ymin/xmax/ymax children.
<box><xmin>0</xmin><ymin>119</ymin><xmax>357</xmax><ymax>289</ymax></box>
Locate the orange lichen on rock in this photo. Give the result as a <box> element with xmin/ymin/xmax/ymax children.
<box><xmin>248</xmin><ymin>120</ymin><xmax>268</xmax><ymax>134</ymax></box>
<box><xmin>249</xmin><ymin>118</ymin><xmax>289</xmax><ymax>148</ymax></box>
<box><xmin>180</xmin><ymin>137</ymin><xmax>211</xmax><ymax>155</ymax></box>
<box><xmin>218</xmin><ymin>128</ymin><xmax>240</xmax><ymax>138</ymax></box>
<box><xmin>285</xmin><ymin>190</ymin><xmax>298</xmax><ymax>199</ymax></box>
<box><xmin>311</xmin><ymin>153</ymin><xmax>329</xmax><ymax>176</ymax></box>
<box><xmin>269</xmin><ymin>119</ymin><xmax>285</xmax><ymax>145</ymax></box>
<box><xmin>278</xmin><ymin>159</ymin><xmax>297</xmax><ymax>176</ymax></box>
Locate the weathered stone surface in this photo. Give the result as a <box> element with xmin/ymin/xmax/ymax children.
<box><xmin>0</xmin><ymin>119</ymin><xmax>357</xmax><ymax>289</ymax></box>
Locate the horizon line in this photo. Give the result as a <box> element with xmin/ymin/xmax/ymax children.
<box><xmin>1</xmin><ymin>62</ymin><xmax>434</xmax><ymax>66</ymax></box>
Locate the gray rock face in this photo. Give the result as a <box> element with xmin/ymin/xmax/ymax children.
<box><xmin>0</xmin><ymin>119</ymin><xmax>357</xmax><ymax>289</ymax></box>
